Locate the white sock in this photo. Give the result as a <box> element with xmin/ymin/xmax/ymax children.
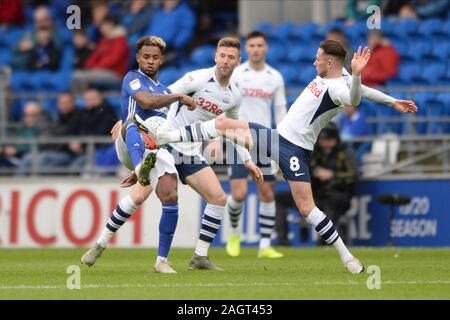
<box><xmin>227</xmin><ymin>196</ymin><xmax>243</xmax><ymax>235</ymax></box>
<box><xmin>259</xmin><ymin>201</ymin><xmax>276</xmax><ymax>249</ymax></box>
<box><xmin>259</xmin><ymin>238</ymin><xmax>271</xmax><ymax>250</ymax></box>
<box><xmin>96</xmin><ymin>228</ymin><xmax>114</xmax><ymax>248</ymax></box>
<box><xmin>156</xmin><ymin>256</ymin><xmax>168</xmax><ymax>264</ymax></box>
<box><xmin>195</xmin><ymin>239</ymin><xmax>210</xmax><ymax>257</ymax></box>
<box><xmin>333</xmin><ymin>237</ymin><xmax>353</xmax><ymax>263</ymax></box>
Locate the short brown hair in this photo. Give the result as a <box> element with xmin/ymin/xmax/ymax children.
<box><xmin>136</xmin><ymin>36</ymin><xmax>166</xmax><ymax>53</ymax></box>
<box><xmin>246</xmin><ymin>30</ymin><xmax>267</xmax><ymax>42</ymax></box>
<box><xmin>319</xmin><ymin>40</ymin><xmax>346</xmax><ymax>63</ymax></box>
<box><xmin>217</xmin><ymin>36</ymin><xmax>241</xmax><ymax>51</ymax></box>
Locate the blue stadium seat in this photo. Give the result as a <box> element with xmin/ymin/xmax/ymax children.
<box><xmin>286</xmin><ymin>44</ymin><xmax>316</xmax><ymax>64</ymax></box>
<box><xmin>315</xmin><ymin>20</ymin><xmax>345</xmax><ymax>39</ymax></box>
<box><xmin>426</xmin><ymin>99</ymin><xmax>447</xmax><ymax>134</ymax></box>
<box><xmin>404</xmin><ymin>40</ymin><xmax>432</xmax><ymax>62</ymax></box>
<box><xmin>287</xmin><ymin>94</ymin><xmax>298</xmax><ymax>107</ymax></box>
<box><xmin>345</xmin><ymin>20</ymin><xmax>368</xmax><ymax>43</ymax></box>
<box><xmin>412</xmin><ymin>93</ymin><xmax>433</xmax><ymax>134</ymax></box>
<box><xmin>106</xmin><ymin>95</ymin><xmax>122</xmax><ymax>118</ymax></box>
<box><xmin>11</xmin><ymin>71</ymin><xmax>35</xmax><ymax>92</ymax></box>
<box><xmin>75</xmin><ymin>95</ymin><xmax>85</xmax><ymax>109</ymax></box>
<box><xmin>266</xmin><ymin>40</ymin><xmax>286</xmax><ymax>64</ymax></box>
<box><xmin>290</xmin><ymin>22</ymin><xmax>319</xmax><ymax>42</ymax></box>
<box><xmin>0</xmin><ymin>49</ymin><xmax>11</xmax><ymax>66</ymax></box>
<box><xmin>158</xmin><ymin>67</ymin><xmax>181</xmax><ymax>85</ymax></box>
<box><xmin>414</xmin><ymin>19</ymin><xmax>443</xmax><ymax>38</ymax></box>
<box><xmin>418</xmin><ymin>63</ymin><xmax>447</xmax><ymax>85</ymax></box>
<box><xmin>270</xmin><ymin>22</ymin><xmax>295</xmax><ymax>41</ymax></box>
<box><xmin>375</xmin><ymin>103</ymin><xmax>401</xmax><ymax>134</ymax></box>
<box><xmin>3</xmin><ymin>27</ymin><xmax>25</xmax><ymax>48</ymax></box>
<box><xmin>391</xmin><ymin>63</ymin><xmax>421</xmax><ymax>85</ymax></box>
<box><xmin>253</xmin><ymin>23</ymin><xmax>273</xmax><ymax>35</ymax></box>
<box><xmin>384</xmin><ymin>19</ymin><xmax>418</xmax><ymax>41</ymax></box>
<box><xmin>60</xmin><ymin>47</ymin><xmax>74</xmax><ymax>71</ymax></box>
<box><xmin>277</xmin><ymin>63</ymin><xmax>298</xmax><ymax>86</ymax></box>
<box><xmin>295</xmin><ymin>66</ymin><xmax>316</xmax><ymax>87</ymax></box>
<box><xmin>189</xmin><ymin>45</ymin><xmax>216</xmax><ymax>68</ymax></box>
<box><xmin>424</xmin><ymin>41</ymin><xmax>450</xmax><ymax>63</ymax></box>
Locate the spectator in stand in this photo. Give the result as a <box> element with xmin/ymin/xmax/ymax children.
<box><xmin>121</xmin><ymin>0</ymin><xmax>153</xmax><ymax>43</ymax></box>
<box><xmin>0</xmin><ymin>0</ymin><xmax>25</xmax><ymax>26</ymax></box>
<box><xmin>2</xmin><ymin>101</ymin><xmax>52</xmax><ymax>175</ymax></box>
<box><xmin>398</xmin><ymin>0</ymin><xmax>450</xmax><ymax>19</ymax></box>
<box><xmin>345</xmin><ymin>0</ymin><xmax>382</xmax><ymax>25</ymax></box>
<box><xmin>12</xmin><ymin>5</ymin><xmax>62</xmax><ymax>70</ymax></box>
<box><xmin>325</xmin><ymin>28</ymin><xmax>353</xmax><ymax>72</ymax></box>
<box><xmin>361</xmin><ymin>30</ymin><xmax>399</xmax><ymax>88</ymax></box>
<box><xmin>27</xmin><ymin>28</ymin><xmax>61</xmax><ymax>70</ymax></box>
<box><xmin>73</xmin><ymin>29</ymin><xmax>95</xmax><ymax>69</ymax></box>
<box><xmin>72</xmin><ymin>15</ymin><xmax>130</xmax><ymax>93</ymax></box>
<box><xmin>71</xmin><ymin>87</ymin><xmax>118</xmax><ymax>173</ymax></box>
<box><xmin>145</xmin><ymin>0</ymin><xmax>196</xmax><ymax>64</ymax></box>
<box><xmin>336</xmin><ymin>106</ymin><xmax>371</xmax><ymax>164</ymax></box>
<box><xmin>86</xmin><ymin>0</ymin><xmax>111</xmax><ymax>43</ymax></box>
<box><xmin>35</xmin><ymin>93</ymin><xmax>83</xmax><ymax>173</ymax></box>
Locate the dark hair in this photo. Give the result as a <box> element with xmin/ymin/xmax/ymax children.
<box><xmin>246</xmin><ymin>30</ymin><xmax>267</xmax><ymax>42</ymax></box>
<box><xmin>318</xmin><ymin>123</ymin><xmax>340</xmax><ymax>140</ymax></box>
<box><xmin>319</xmin><ymin>40</ymin><xmax>347</xmax><ymax>63</ymax></box>
<box><xmin>136</xmin><ymin>36</ymin><xmax>166</xmax><ymax>53</ymax></box>
<box><xmin>101</xmin><ymin>15</ymin><xmax>118</xmax><ymax>26</ymax></box>
<box><xmin>217</xmin><ymin>36</ymin><xmax>241</xmax><ymax>51</ymax></box>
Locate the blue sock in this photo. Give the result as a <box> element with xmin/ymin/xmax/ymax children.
<box><xmin>126</xmin><ymin>123</ymin><xmax>144</xmax><ymax>169</ymax></box>
<box><xmin>158</xmin><ymin>203</ymin><xmax>179</xmax><ymax>259</ymax></box>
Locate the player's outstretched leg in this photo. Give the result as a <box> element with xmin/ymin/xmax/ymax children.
<box><xmin>154</xmin><ymin>203</ymin><xmax>178</xmax><ymax>274</ymax></box>
<box><xmin>81</xmin><ymin>186</ymin><xmax>150</xmax><ymax>267</ymax></box>
<box><xmin>289</xmin><ymin>181</ymin><xmax>364</xmax><ymax>274</ymax></box>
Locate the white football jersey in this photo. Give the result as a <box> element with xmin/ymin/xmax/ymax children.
<box><xmin>231</xmin><ymin>61</ymin><xmax>287</xmax><ymax>128</ymax></box>
<box><xmin>276</xmin><ymin>73</ymin><xmax>354</xmax><ymax>151</ymax></box>
<box><xmin>167</xmin><ymin>67</ymin><xmax>242</xmax><ymax>155</ymax></box>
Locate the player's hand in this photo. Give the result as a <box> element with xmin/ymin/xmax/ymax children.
<box><xmin>120</xmin><ymin>172</ymin><xmax>138</xmax><ymax>188</ymax></box>
<box><xmin>393</xmin><ymin>99</ymin><xmax>418</xmax><ymax>114</ymax></box>
<box><xmin>351</xmin><ymin>46</ymin><xmax>371</xmax><ymax>76</ymax></box>
<box><xmin>206</xmin><ymin>139</ymin><xmax>223</xmax><ymax>162</ymax></box>
<box><xmin>111</xmin><ymin>120</ymin><xmax>122</xmax><ymax>140</ymax></box>
<box><xmin>245</xmin><ymin>160</ymin><xmax>264</xmax><ymax>182</ymax></box>
<box><xmin>180</xmin><ymin>95</ymin><xmax>197</xmax><ymax>111</ymax></box>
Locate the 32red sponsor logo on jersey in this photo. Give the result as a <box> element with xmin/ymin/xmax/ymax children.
<box><xmin>197</xmin><ymin>97</ymin><xmax>223</xmax><ymax>115</ymax></box>
<box><xmin>242</xmin><ymin>88</ymin><xmax>274</xmax><ymax>99</ymax></box>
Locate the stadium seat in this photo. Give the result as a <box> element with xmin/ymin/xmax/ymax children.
<box><xmin>158</xmin><ymin>67</ymin><xmax>181</xmax><ymax>85</ymax></box>
<box><xmin>414</xmin><ymin>19</ymin><xmax>443</xmax><ymax>39</ymax></box>
<box><xmin>189</xmin><ymin>45</ymin><xmax>216</xmax><ymax>68</ymax></box>
<box><xmin>426</xmin><ymin>99</ymin><xmax>447</xmax><ymax>134</ymax></box>
<box><xmin>253</xmin><ymin>22</ymin><xmax>273</xmax><ymax>35</ymax></box>
<box><xmin>315</xmin><ymin>20</ymin><xmax>345</xmax><ymax>39</ymax></box>
<box><xmin>391</xmin><ymin>63</ymin><xmax>421</xmax><ymax>85</ymax></box>
<box><xmin>270</xmin><ymin>22</ymin><xmax>295</xmax><ymax>41</ymax></box>
<box><xmin>375</xmin><ymin>103</ymin><xmax>401</xmax><ymax>134</ymax></box>
<box><xmin>403</xmin><ymin>40</ymin><xmax>432</xmax><ymax>62</ymax></box>
<box><xmin>277</xmin><ymin>63</ymin><xmax>298</xmax><ymax>86</ymax></box>
<box><xmin>11</xmin><ymin>71</ymin><xmax>35</xmax><ymax>92</ymax></box>
<box><xmin>287</xmin><ymin>94</ymin><xmax>298</xmax><ymax>107</ymax></box>
<box><xmin>266</xmin><ymin>40</ymin><xmax>286</xmax><ymax>64</ymax></box>
<box><xmin>384</xmin><ymin>19</ymin><xmax>418</xmax><ymax>42</ymax></box>
<box><xmin>290</xmin><ymin>22</ymin><xmax>319</xmax><ymax>42</ymax></box>
<box><xmin>345</xmin><ymin>20</ymin><xmax>368</xmax><ymax>43</ymax></box>
<box><xmin>106</xmin><ymin>95</ymin><xmax>122</xmax><ymax>118</ymax></box>
<box><xmin>294</xmin><ymin>65</ymin><xmax>316</xmax><ymax>87</ymax></box>
<box><xmin>286</xmin><ymin>44</ymin><xmax>316</xmax><ymax>64</ymax></box>
<box><xmin>418</xmin><ymin>63</ymin><xmax>447</xmax><ymax>85</ymax></box>
<box><xmin>0</xmin><ymin>49</ymin><xmax>11</xmax><ymax>66</ymax></box>
<box><xmin>424</xmin><ymin>41</ymin><xmax>450</xmax><ymax>63</ymax></box>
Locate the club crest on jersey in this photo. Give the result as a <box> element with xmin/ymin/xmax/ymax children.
<box><xmin>129</xmin><ymin>79</ymin><xmax>141</xmax><ymax>90</ymax></box>
<box><xmin>307</xmin><ymin>81</ymin><xmax>322</xmax><ymax>98</ymax></box>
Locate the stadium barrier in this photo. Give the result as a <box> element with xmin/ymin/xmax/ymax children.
<box><xmin>1</xmin><ymin>177</ymin><xmax>449</xmax><ymax>248</ymax></box>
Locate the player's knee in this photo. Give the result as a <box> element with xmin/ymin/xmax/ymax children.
<box><xmin>298</xmin><ymin>203</ymin><xmax>316</xmax><ymax>218</ymax></box>
<box><xmin>259</xmin><ymin>189</ymin><xmax>274</xmax><ymax>202</ymax></box>
<box><xmin>210</xmin><ymin>192</ymin><xmax>227</xmax><ymax>206</ymax></box>
<box><xmin>158</xmin><ymin>190</ymin><xmax>178</xmax><ymax>204</ymax></box>
<box><xmin>231</xmin><ymin>188</ymin><xmax>247</xmax><ymax>203</ymax></box>
<box><xmin>131</xmin><ymin>193</ymin><xmax>147</xmax><ymax>206</ymax></box>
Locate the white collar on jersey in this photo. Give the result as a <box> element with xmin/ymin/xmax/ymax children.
<box><xmin>138</xmin><ymin>69</ymin><xmax>160</xmax><ymax>86</ymax></box>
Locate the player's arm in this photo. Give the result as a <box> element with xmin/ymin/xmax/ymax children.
<box><xmin>133</xmin><ymin>91</ymin><xmax>196</xmax><ymax>110</ymax></box>
<box><xmin>274</xmin><ymin>75</ymin><xmax>287</xmax><ymax>124</ymax></box>
<box><xmin>360</xmin><ymin>85</ymin><xmax>418</xmax><ymax>114</ymax></box>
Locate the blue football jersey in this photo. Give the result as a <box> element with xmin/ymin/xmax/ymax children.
<box><xmin>120</xmin><ymin>69</ymin><xmax>170</xmax><ymax>122</ymax></box>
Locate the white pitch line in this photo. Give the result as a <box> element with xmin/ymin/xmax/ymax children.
<box><xmin>1</xmin><ymin>280</ymin><xmax>450</xmax><ymax>290</ymax></box>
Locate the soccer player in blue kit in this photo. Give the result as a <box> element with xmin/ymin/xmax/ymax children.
<box><xmin>81</xmin><ymin>36</ymin><xmax>196</xmax><ymax>273</ymax></box>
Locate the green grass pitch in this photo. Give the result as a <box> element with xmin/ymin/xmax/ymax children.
<box><xmin>0</xmin><ymin>247</ymin><xmax>449</xmax><ymax>299</ymax></box>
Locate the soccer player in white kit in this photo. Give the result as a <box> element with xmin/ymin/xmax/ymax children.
<box><xmin>163</xmin><ymin>36</ymin><xmax>262</xmax><ymax>270</ymax></box>
<box><xmin>224</xmin><ymin>31</ymin><xmax>287</xmax><ymax>259</ymax></box>
<box><xmin>151</xmin><ymin>40</ymin><xmax>418</xmax><ymax>273</ymax></box>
